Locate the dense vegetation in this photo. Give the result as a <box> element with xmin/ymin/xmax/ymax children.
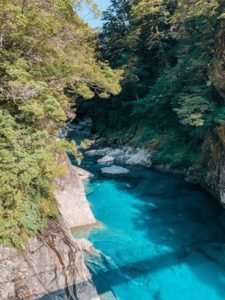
<box><xmin>0</xmin><ymin>0</ymin><xmax>121</xmax><ymax>247</ymax></box>
<box><xmin>80</xmin><ymin>0</ymin><xmax>225</xmax><ymax>175</ymax></box>
<box><xmin>2</xmin><ymin>0</ymin><xmax>225</xmax><ymax>247</ymax></box>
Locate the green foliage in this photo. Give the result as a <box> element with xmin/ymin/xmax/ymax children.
<box><xmin>79</xmin><ymin>0</ymin><xmax>225</xmax><ymax>170</ymax></box>
<box><xmin>174</xmin><ymin>95</ymin><xmax>213</xmax><ymax>126</ymax></box>
<box><xmin>0</xmin><ymin>0</ymin><xmax>121</xmax><ymax>247</ymax></box>
<box><xmin>0</xmin><ymin>110</ymin><xmax>57</xmax><ymax>247</ymax></box>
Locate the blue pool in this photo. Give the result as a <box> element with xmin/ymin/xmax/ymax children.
<box><xmin>74</xmin><ymin>159</ymin><xmax>225</xmax><ymax>300</ymax></box>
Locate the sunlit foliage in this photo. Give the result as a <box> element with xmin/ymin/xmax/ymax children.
<box><xmin>81</xmin><ymin>0</ymin><xmax>225</xmax><ymax>169</ymax></box>
<box><xmin>0</xmin><ymin>0</ymin><xmax>121</xmax><ymax>246</ymax></box>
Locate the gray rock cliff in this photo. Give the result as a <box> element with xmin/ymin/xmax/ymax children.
<box><xmin>0</xmin><ymin>219</ymin><xmax>99</xmax><ymax>300</ymax></box>
<box><xmin>0</xmin><ymin>157</ymin><xmax>99</xmax><ymax>300</ymax></box>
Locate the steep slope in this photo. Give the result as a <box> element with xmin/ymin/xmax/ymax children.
<box><xmin>0</xmin><ymin>160</ymin><xmax>99</xmax><ymax>300</ymax></box>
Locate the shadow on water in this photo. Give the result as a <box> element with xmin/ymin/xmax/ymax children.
<box><xmin>130</xmin><ymin>172</ymin><xmax>225</xmax><ymax>248</ymax></box>
<box><xmin>90</xmin><ymin>251</ymin><xmax>225</xmax><ymax>298</ymax></box>
<box><xmin>40</xmin><ymin>247</ymin><xmax>225</xmax><ymax>299</ymax></box>
<box><xmin>126</xmin><ymin>170</ymin><xmax>225</xmax><ymax>297</ymax></box>
<box><xmin>38</xmin><ymin>279</ymin><xmax>96</xmax><ymax>300</ymax></box>
<box><xmin>63</xmin><ymin>126</ymin><xmax>225</xmax><ymax>299</ymax></box>
<box><xmin>65</xmin><ymin>152</ymin><xmax>225</xmax><ymax>299</ymax></box>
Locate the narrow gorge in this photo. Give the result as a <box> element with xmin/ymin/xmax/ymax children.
<box><xmin>68</xmin><ymin>119</ymin><xmax>225</xmax><ymax>300</ymax></box>
<box><xmin>1</xmin><ymin>0</ymin><xmax>225</xmax><ymax>300</ymax></box>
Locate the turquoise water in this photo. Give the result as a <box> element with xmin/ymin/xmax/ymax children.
<box><xmin>74</xmin><ymin>156</ymin><xmax>225</xmax><ymax>300</ymax></box>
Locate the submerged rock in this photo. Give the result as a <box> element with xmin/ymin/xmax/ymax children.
<box><xmin>0</xmin><ymin>219</ymin><xmax>99</xmax><ymax>300</ymax></box>
<box><xmin>196</xmin><ymin>243</ymin><xmax>225</xmax><ymax>266</ymax></box>
<box><xmin>101</xmin><ymin>165</ymin><xmax>130</xmax><ymax>175</ymax></box>
<box><xmin>146</xmin><ymin>203</ymin><xmax>158</xmax><ymax>210</ymax></box>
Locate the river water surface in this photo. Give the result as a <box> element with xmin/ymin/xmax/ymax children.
<box><xmin>71</xmin><ymin>153</ymin><xmax>225</xmax><ymax>300</ymax></box>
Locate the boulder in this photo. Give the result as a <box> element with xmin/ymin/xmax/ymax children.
<box><xmin>101</xmin><ymin>165</ymin><xmax>130</xmax><ymax>175</ymax></box>
<box><xmin>86</xmin><ymin>146</ymin><xmax>152</xmax><ymax>167</ymax></box>
<box><xmin>85</xmin><ymin>148</ymin><xmax>112</xmax><ymax>157</ymax></box>
<box><xmin>97</xmin><ymin>155</ymin><xmax>114</xmax><ymax>165</ymax></box>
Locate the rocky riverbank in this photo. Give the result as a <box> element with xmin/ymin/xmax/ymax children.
<box><xmin>0</xmin><ymin>219</ymin><xmax>99</xmax><ymax>300</ymax></box>
<box><xmin>84</xmin><ymin>134</ymin><xmax>225</xmax><ymax>207</ymax></box>
<box><xmin>0</xmin><ymin>157</ymin><xmax>99</xmax><ymax>300</ymax></box>
<box><xmin>54</xmin><ymin>157</ymin><xmax>97</xmax><ymax>229</ymax></box>
<box><xmin>86</xmin><ymin>146</ymin><xmax>152</xmax><ymax>167</ymax></box>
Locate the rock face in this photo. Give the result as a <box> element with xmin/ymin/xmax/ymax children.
<box><xmin>0</xmin><ymin>219</ymin><xmax>99</xmax><ymax>300</ymax></box>
<box><xmin>184</xmin><ymin>148</ymin><xmax>225</xmax><ymax>207</ymax></box>
<box><xmin>76</xmin><ymin>239</ymin><xmax>98</xmax><ymax>256</ymax></box>
<box><xmin>0</xmin><ymin>157</ymin><xmax>99</xmax><ymax>300</ymax></box>
<box><xmin>54</xmin><ymin>158</ymin><xmax>97</xmax><ymax>229</ymax></box>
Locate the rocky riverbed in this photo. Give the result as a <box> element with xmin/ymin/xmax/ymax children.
<box><xmin>86</xmin><ymin>146</ymin><xmax>152</xmax><ymax>167</ymax></box>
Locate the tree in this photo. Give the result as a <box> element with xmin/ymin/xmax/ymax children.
<box><xmin>0</xmin><ymin>0</ymin><xmax>121</xmax><ymax>247</ymax></box>
<box><xmin>79</xmin><ymin>0</ymin><xmax>225</xmax><ymax>170</ymax></box>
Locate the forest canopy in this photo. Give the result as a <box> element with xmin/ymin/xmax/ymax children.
<box><xmin>2</xmin><ymin>0</ymin><xmax>225</xmax><ymax>247</ymax></box>
<box><xmin>80</xmin><ymin>0</ymin><xmax>225</xmax><ymax>172</ymax></box>
<box><xmin>0</xmin><ymin>0</ymin><xmax>121</xmax><ymax>247</ymax></box>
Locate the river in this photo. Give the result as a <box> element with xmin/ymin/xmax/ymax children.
<box><xmin>70</xmin><ymin>153</ymin><xmax>225</xmax><ymax>300</ymax></box>
<box><xmin>68</xmin><ymin>123</ymin><xmax>225</xmax><ymax>300</ymax></box>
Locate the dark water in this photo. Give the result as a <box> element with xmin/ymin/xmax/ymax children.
<box><xmin>73</xmin><ymin>156</ymin><xmax>225</xmax><ymax>300</ymax></box>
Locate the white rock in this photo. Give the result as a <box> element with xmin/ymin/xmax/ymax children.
<box><xmin>76</xmin><ymin>238</ymin><xmax>95</xmax><ymax>254</ymax></box>
<box><xmin>124</xmin><ymin>148</ymin><xmax>152</xmax><ymax>166</ymax></box>
<box><xmin>106</xmin><ymin>148</ymin><xmax>124</xmax><ymax>157</ymax></box>
<box><xmin>97</xmin><ymin>155</ymin><xmax>114</xmax><ymax>164</ymax></box>
<box><xmin>85</xmin><ymin>147</ymin><xmax>112</xmax><ymax>157</ymax></box>
<box><xmin>76</xmin><ymin>166</ymin><xmax>93</xmax><ymax>181</ymax></box>
<box><xmin>101</xmin><ymin>165</ymin><xmax>130</xmax><ymax>175</ymax></box>
<box><xmin>54</xmin><ymin>159</ymin><xmax>97</xmax><ymax>229</ymax></box>
<box><xmin>86</xmin><ymin>146</ymin><xmax>152</xmax><ymax>167</ymax></box>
